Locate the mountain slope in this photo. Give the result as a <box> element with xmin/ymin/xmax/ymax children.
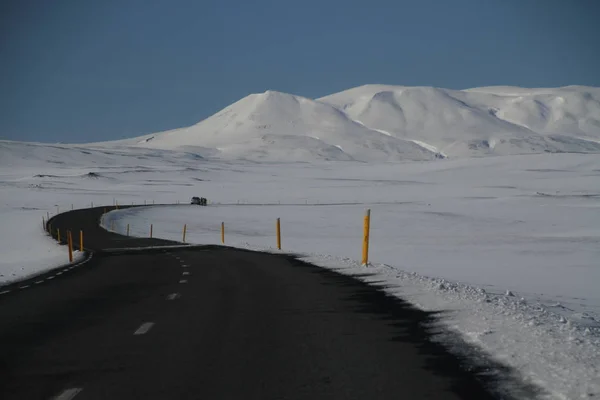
<box><xmin>111</xmin><ymin>90</ymin><xmax>439</xmax><ymax>162</ymax></box>
<box><xmin>97</xmin><ymin>85</ymin><xmax>600</xmax><ymax>161</ymax></box>
<box><xmin>319</xmin><ymin>85</ymin><xmax>600</xmax><ymax>157</ymax></box>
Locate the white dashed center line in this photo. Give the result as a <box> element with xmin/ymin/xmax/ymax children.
<box><xmin>47</xmin><ymin>276</ymin><xmax>55</xmax><ymax>280</ymax></box>
<box><xmin>182</xmin><ymin>271</ymin><xmax>190</xmax><ymax>276</ymax></box>
<box><xmin>53</xmin><ymin>387</ymin><xmax>82</xmax><ymax>400</ymax></box>
<box><xmin>34</xmin><ymin>280</ymin><xmax>44</xmax><ymax>284</ymax></box>
<box><xmin>134</xmin><ymin>322</ymin><xmax>155</xmax><ymax>335</ymax></box>
<box><xmin>0</xmin><ymin>290</ymin><xmax>11</xmax><ymax>295</ymax></box>
<box><xmin>166</xmin><ymin>293</ymin><xmax>180</xmax><ymax>300</ymax></box>
<box><xmin>19</xmin><ymin>285</ymin><xmax>30</xmax><ymax>290</ymax></box>
<box><xmin>179</xmin><ymin>279</ymin><xmax>188</xmax><ymax>284</ymax></box>
<box><xmin>181</xmin><ymin>264</ymin><xmax>188</xmax><ymax>268</ymax></box>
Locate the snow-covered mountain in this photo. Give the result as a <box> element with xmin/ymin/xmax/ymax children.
<box><xmin>110</xmin><ymin>90</ymin><xmax>439</xmax><ymax>162</ymax></box>
<box><xmin>100</xmin><ymin>85</ymin><xmax>600</xmax><ymax>161</ymax></box>
<box><xmin>319</xmin><ymin>85</ymin><xmax>600</xmax><ymax>157</ymax></box>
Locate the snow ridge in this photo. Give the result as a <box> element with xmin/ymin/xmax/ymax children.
<box><xmin>319</xmin><ymin>85</ymin><xmax>600</xmax><ymax>158</ymax></box>
<box><xmin>95</xmin><ymin>85</ymin><xmax>600</xmax><ymax>162</ymax></box>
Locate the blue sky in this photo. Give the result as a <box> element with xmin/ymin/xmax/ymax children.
<box><xmin>1</xmin><ymin>0</ymin><xmax>598</xmax><ymax>143</ymax></box>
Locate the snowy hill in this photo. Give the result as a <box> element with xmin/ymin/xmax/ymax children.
<box><xmin>111</xmin><ymin>90</ymin><xmax>439</xmax><ymax>162</ymax></box>
<box><xmin>319</xmin><ymin>85</ymin><xmax>600</xmax><ymax>157</ymax></box>
<box><xmin>98</xmin><ymin>85</ymin><xmax>600</xmax><ymax>161</ymax></box>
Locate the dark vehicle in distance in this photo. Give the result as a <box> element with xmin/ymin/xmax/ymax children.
<box><xmin>191</xmin><ymin>197</ymin><xmax>207</xmax><ymax>206</ymax></box>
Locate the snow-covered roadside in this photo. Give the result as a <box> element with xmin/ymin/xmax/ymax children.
<box><xmin>304</xmin><ymin>255</ymin><xmax>600</xmax><ymax>400</ymax></box>
<box><xmin>0</xmin><ymin>206</ymin><xmax>84</xmax><ymax>286</ymax></box>
<box><xmin>104</xmin><ymin>204</ymin><xmax>600</xmax><ymax>400</ymax></box>
<box><xmin>0</xmin><ymin>141</ymin><xmax>204</xmax><ymax>284</ymax></box>
<box><xmin>102</xmin><ymin>200</ymin><xmax>600</xmax><ymax>324</ymax></box>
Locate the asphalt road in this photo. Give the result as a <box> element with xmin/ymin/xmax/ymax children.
<box><xmin>0</xmin><ymin>207</ymin><xmax>532</xmax><ymax>399</ymax></box>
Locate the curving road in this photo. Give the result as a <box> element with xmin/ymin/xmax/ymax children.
<box><xmin>0</xmin><ymin>207</ymin><xmax>531</xmax><ymax>399</ymax></box>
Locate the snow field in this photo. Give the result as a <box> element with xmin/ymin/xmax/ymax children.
<box><xmin>2</xmin><ymin>139</ymin><xmax>600</xmax><ymax>399</ymax></box>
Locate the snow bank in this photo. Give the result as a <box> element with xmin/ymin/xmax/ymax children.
<box><xmin>0</xmin><ymin>206</ymin><xmax>84</xmax><ymax>285</ymax></box>
<box><xmin>305</xmin><ymin>255</ymin><xmax>600</xmax><ymax>400</ymax></box>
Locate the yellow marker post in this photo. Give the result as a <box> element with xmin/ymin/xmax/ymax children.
<box><xmin>115</xmin><ymin>201</ymin><xmax>119</xmax><ymax>210</ymax></box>
<box><xmin>221</xmin><ymin>222</ymin><xmax>225</xmax><ymax>244</ymax></box>
<box><xmin>67</xmin><ymin>231</ymin><xmax>73</xmax><ymax>262</ymax></box>
<box><xmin>361</xmin><ymin>209</ymin><xmax>371</xmax><ymax>266</ymax></box>
<box><xmin>57</xmin><ymin>228</ymin><xmax>61</xmax><ymax>243</ymax></box>
<box><xmin>79</xmin><ymin>230</ymin><xmax>84</xmax><ymax>252</ymax></box>
<box><xmin>71</xmin><ymin>204</ymin><xmax>73</xmax><ymax>210</ymax></box>
<box><xmin>111</xmin><ymin>221</ymin><xmax>115</xmax><ymax>232</ymax></box>
<box><xmin>182</xmin><ymin>224</ymin><xmax>187</xmax><ymax>243</ymax></box>
<box><xmin>276</xmin><ymin>218</ymin><xmax>281</xmax><ymax>250</ymax></box>
<box><xmin>42</xmin><ymin>216</ymin><xmax>45</xmax><ymax>231</ymax></box>
<box><xmin>127</xmin><ymin>224</ymin><xmax>130</xmax><ymax>236</ymax></box>
<box><xmin>91</xmin><ymin>201</ymin><xmax>93</xmax><ymax>208</ymax></box>
<box><xmin>56</xmin><ymin>206</ymin><xmax>59</xmax><ymax>214</ymax></box>
<box><xmin>150</xmin><ymin>224</ymin><xmax>153</xmax><ymax>238</ymax></box>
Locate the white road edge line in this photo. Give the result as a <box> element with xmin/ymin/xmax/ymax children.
<box><xmin>166</xmin><ymin>293</ymin><xmax>180</xmax><ymax>300</ymax></box>
<box><xmin>0</xmin><ymin>253</ymin><xmax>93</xmax><ymax>293</ymax></box>
<box><xmin>134</xmin><ymin>322</ymin><xmax>155</xmax><ymax>335</ymax></box>
<box><xmin>53</xmin><ymin>387</ymin><xmax>82</xmax><ymax>400</ymax></box>
<box><xmin>179</xmin><ymin>279</ymin><xmax>188</xmax><ymax>284</ymax></box>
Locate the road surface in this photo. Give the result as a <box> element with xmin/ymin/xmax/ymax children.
<box><xmin>0</xmin><ymin>207</ymin><xmax>533</xmax><ymax>399</ymax></box>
